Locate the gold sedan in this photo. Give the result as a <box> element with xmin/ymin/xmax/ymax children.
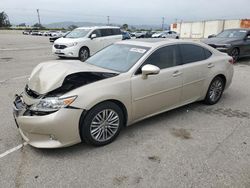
<box><xmin>13</xmin><ymin>39</ymin><xmax>234</xmax><ymax>148</ymax></box>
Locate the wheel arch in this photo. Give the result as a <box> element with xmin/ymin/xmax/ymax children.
<box><xmin>78</xmin><ymin>46</ymin><xmax>90</xmax><ymax>56</ymax></box>
<box><xmin>201</xmin><ymin>73</ymin><xmax>227</xmax><ymax>101</ymax></box>
<box><xmin>78</xmin><ymin>99</ymin><xmax>128</xmax><ymax>141</ymax></box>
<box><xmin>216</xmin><ymin>74</ymin><xmax>227</xmax><ymax>87</ymax></box>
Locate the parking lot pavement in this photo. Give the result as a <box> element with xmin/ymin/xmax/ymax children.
<box><xmin>0</xmin><ymin>32</ymin><xmax>250</xmax><ymax>188</ymax></box>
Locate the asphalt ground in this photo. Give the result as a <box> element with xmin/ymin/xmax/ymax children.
<box><xmin>0</xmin><ymin>32</ymin><xmax>250</xmax><ymax>188</ymax></box>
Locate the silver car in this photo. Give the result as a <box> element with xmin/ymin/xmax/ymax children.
<box><xmin>13</xmin><ymin>39</ymin><xmax>234</xmax><ymax>148</ymax></box>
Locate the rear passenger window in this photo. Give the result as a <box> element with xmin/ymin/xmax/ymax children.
<box><xmin>143</xmin><ymin>45</ymin><xmax>181</xmax><ymax>69</ymax></box>
<box><xmin>112</xmin><ymin>29</ymin><xmax>121</xmax><ymax>35</ymax></box>
<box><xmin>204</xmin><ymin>48</ymin><xmax>212</xmax><ymax>59</ymax></box>
<box><xmin>180</xmin><ymin>44</ymin><xmax>210</xmax><ymax>64</ymax></box>
<box><xmin>100</xmin><ymin>29</ymin><xmax>112</xmax><ymax>37</ymax></box>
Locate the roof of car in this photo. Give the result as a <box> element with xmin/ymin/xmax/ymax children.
<box><xmin>76</xmin><ymin>26</ymin><xmax>120</xmax><ymax>30</ymax></box>
<box><xmin>225</xmin><ymin>28</ymin><xmax>250</xmax><ymax>31</ymax></box>
<box><xmin>116</xmin><ymin>38</ymin><xmax>202</xmax><ymax>48</ymax></box>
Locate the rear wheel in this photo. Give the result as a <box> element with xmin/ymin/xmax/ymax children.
<box><xmin>204</xmin><ymin>76</ymin><xmax>225</xmax><ymax>105</ymax></box>
<box><xmin>79</xmin><ymin>47</ymin><xmax>89</xmax><ymax>62</ymax></box>
<box><xmin>80</xmin><ymin>102</ymin><xmax>124</xmax><ymax>146</ymax></box>
<box><xmin>230</xmin><ymin>48</ymin><xmax>240</xmax><ymax>62</ymax></box>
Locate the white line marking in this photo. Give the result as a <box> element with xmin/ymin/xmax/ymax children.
<box><xmin>12</xmin><ymin>75</ymin><xmax>29</xmax><ymax>80</ymax></box>
<box><xmin>0</xmin><ymin>79</ymin><xmax>7</xmax><ymax>84</ymax></box>
<box><xmin>0</xmin><ymin>142</ymin><xmax>27</xmax><ymax>159</ymax></box>
<box><xmin>0</xmin><ymin>75</ymin><xmax>29</xmax><ymax>84</ymax></box>
<box><xmin>0</xmin><ymin>46</ymin><xmax>49</xmax><ymax>51</ymax></box>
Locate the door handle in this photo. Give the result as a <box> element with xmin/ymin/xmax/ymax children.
<box><xmin>172</xmin><ymin>70</ymin><xmax>182</xmax><ymax>77</ymax></box>
<box><xmin>208</xmin><ymin>63</ymin><xmax>215</xmax><ymax>68</ymax></box>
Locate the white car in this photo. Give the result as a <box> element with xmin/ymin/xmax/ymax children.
<box><xmin>42</xmin><ymin>31</ymin><xmax>50</xmax><ymax>36</ymax></box>
<box><xmin>52</xmin><ymin>26</ymin><xmax>122</xmax><ymax>61</ymax></box>
<box><xmin>152</xmin><ymin>32</ymin><xmax>163</xmax><ymax>38</ymax></box>
<box><xmin>152</xmin><ymin>31</ymin><xmax>179</xmax><ymax>39</ymax></box>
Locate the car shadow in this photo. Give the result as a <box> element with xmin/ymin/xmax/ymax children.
<box><xmin>31</xmin><ymin>101</ymin><xmax>203</xmax><ymax>157</ymax></box>
<box><xmin>237</xmin><ymin>57</ymin><xmax>250</xmax><ymax>66</ymax></box>
<box><xmin>56</xmin><ymin>57</ymin><xmax>79</xmax><ymax>61</ymax></box>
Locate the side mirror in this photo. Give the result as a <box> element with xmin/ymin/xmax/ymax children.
<box><xmin>141</xmin><ymin>64</ymin><xmax>160</xmax><ymax>79</ymax></box>
<box><xmin>91</xmin><ymin>34</ymin><xmax>97</xmax><ymax>39</ymax></box>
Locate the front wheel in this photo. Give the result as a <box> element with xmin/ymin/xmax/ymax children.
<box><xmin>80</xmin><ymin>102</ymin><xmax>124</xmax><ymax>146</ymax></box>
<box><xmin>204</xmin><ymin>76</ymin><xmax>225</xmax><ymax>105</ymax></box>
<box><xmin>79</xmin><ymin>47</ymin><xmax>89</xmax><ymax>62</ymax></box>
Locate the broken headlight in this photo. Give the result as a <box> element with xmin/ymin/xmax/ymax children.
<box><xmin>29</xmin><ymin>96</ymin><xmax>77</xmax><ymax>112</ymax></box>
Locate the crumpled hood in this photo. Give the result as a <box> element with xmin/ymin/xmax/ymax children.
<box><xmin>28</xmin><ymin>60</ymin><xmax>118</xmax><ymax>95</ymax></box>
<box><xmin>202</xmin><ymin>37</ymin><xmax>239</xmax><ymax>45</ymax></box>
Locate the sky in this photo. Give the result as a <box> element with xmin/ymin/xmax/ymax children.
<box><xmin>1</xmin><ymin>0</ymin><xmax>250</xmax><ymax>26</ymax></box>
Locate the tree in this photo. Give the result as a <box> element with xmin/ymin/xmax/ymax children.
<box><xmin>33</xmin><ymin>23</ymin><xmax>42</xmax><ymax>28</ymax></box>
<box><xmin>68</xmin><ymin>25</ymin><xmax>78</xmax><ymax>30</ymax></box>
<box><xmin>122</xmin><ymin>24</ymin><xmax>128</xmax><ymax>30</ymax></box>
<box><xmin>0</xmin><ymin>12</ymin><xmax>11</xmax><ymax>27</ymax></box>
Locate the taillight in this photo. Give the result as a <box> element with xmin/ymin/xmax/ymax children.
<box><xmin>228</xmin><ymin>58</ymin><xmax>234</xmax><ymax>64</ymax></box>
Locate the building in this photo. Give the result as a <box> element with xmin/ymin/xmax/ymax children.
<box><xmin>171</xmin><ymin>19</ymin><xmax>250</xmax><ymax>39</ymax></box>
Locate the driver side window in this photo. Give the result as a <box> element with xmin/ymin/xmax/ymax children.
<box><xmin>90</xmin><ymin>29</ymin><xmax>101</xmax><ymax>38</ymax></box>
<box><xmin>136</xmin><ymin>45</ymin><xmax>181</xmax><ymax>74</ymax></box>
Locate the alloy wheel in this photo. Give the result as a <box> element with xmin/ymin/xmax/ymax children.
<box><xmin>230</xmin><ymin>48</ymin><xmax>239</xmax><ymax>62</ymax></box>
<box><xmin>79</xmin><ymin>48</ymin><xmax>89</xmax><ymax>62</ymax></box>
<box><xmin>90</xmin><ymin>109</ymin><xmax>120</xmax><ymax>142</ymax></box>
<box><xmin>209</xmin><ymin>79</ymin><xmax>223</xmax><ymax>103</ymax></box>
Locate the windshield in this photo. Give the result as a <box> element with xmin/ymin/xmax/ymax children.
<box><xmin>216</xmin><ymin>30</ymin><xmax>247</xmax><ymax>38</ymax></box>
<box><xmin>65</xmin><ymin>29</ymin><xmax>90</xmax><ymax>38</ymax></box>
<box><xmin>86</xmin><ymin>44</ymin><xmax>150</xmax><ymax>73</ymax></box>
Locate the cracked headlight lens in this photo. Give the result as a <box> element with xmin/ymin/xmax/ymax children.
<box><xmin>29</xmin><ymin>96</ymin><xmax>77</xmax><ymax>112</ymax></box>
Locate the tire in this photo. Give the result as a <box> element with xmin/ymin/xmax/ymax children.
<box><xmin>79</xmin><ymin>47</ymin><xmax>89</xmax><ymax>62</ymax></box>
<box><xmin>230</xmin><ymin>48</ymin><xmax>240</xmax><ymax>62</ymax></box>
<box><xmin>58</xmin><ymin>56</ymin><xmax>66</xmax><ymax>59</ymax></box>
<box><xmin>80</xmin><ymin>102</ymin><xmax>124</xmax><ymax>146</ymax></box>
<box><xmin>176</xmin><ymin>36</ymin><xmax>179</xmax><ymax>39</ymax></box>
<box><xmin>204</xmin><ymin>76</ymin><xmax>225</xmax><ymax>105</ymax></box>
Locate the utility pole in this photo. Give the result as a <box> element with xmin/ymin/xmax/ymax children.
<box><xmin>36</xmin><ymin>9</ymin><xmax>41</xmax><ymax>26</ymax></box>
<box><xmin>107</xmin><ymin>16</ymin><xmax>110</xmax><ymax>25</ymax></box>
<box><xmin>162</xmin><ymin>17</ymin><xmax>165</xmax><ymax>31</ymax></box>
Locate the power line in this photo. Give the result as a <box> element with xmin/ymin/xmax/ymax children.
<box><xmin>107</xmin><ymin>16</ymin><xmax>110</xmax><ymax>25</ymax></box>
<box><xmin>36</xmin><ymin>9</ymin><xmax>41</xmax><ymax>25</ymax></box>
<box><xmin>162</xmin><ymin>17</ymin><xmax>165</xmax><ymax>30</ymax></box>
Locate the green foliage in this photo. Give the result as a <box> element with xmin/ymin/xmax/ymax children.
<box><xmin>0</xmin><ymin>11</ymin><xmax>11</xmax><ymax>27</ymax></box>
<box><xmin>122</xmin><ymin>24</ymin><xmax>128</xmax><ymax>30</ymax></box>
<box><xmin>33</xmin><ymin>23</ymin><xmax>44</xmax><ymax>28</ymax></box>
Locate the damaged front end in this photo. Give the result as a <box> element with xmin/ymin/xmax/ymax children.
<box><xmin>14</xmin><ymin>71</ymin><xmax>118</xmax><ymax>117</ymax></box>
<box><xmin>12</xmin><ymin>60</ymin><xmax>120</xmax><ymax>148</ymax></box>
